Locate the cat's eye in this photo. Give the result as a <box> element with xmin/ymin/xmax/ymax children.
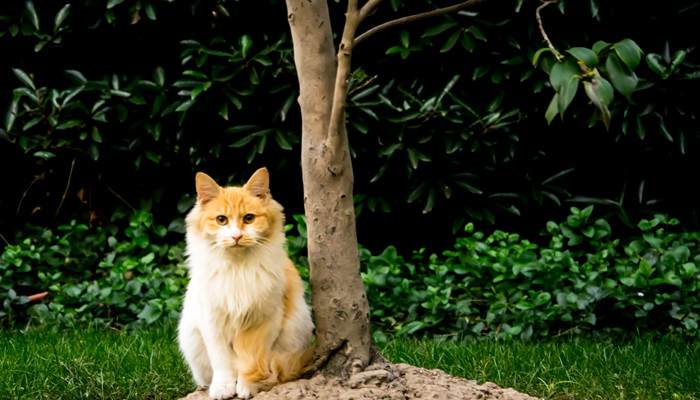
<box><xmin>215</xmin><ymin>215</ymin><xmax>228</xmax><ymax>225</ymax></box>
<box><xmin>243</xmin><ymin>214</ymin><xmax>255</xmax><ymax>224</ymax></box>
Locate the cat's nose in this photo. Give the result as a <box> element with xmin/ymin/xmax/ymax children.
<box><xmin>232</xmin><ymin>233</ymin><xmax>242</xmax><ymax>243</ymax></box>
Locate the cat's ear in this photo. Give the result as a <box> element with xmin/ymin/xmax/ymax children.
<box><xmin>195</xmin><ymin>172</ymin><xmax>221</xmax><ymax>205</ymax></box>
<box><xmin>245</xmin><ymin>167</ymin><xmax>270</xmax><ymax>204</ymax></box>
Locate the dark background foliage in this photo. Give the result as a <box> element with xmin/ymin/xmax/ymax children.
<box><xmin>2</xmin><ymin>0</ymin><xmax>699</xmax><ymax>255</ymax></box>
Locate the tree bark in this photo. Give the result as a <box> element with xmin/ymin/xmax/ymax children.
<box><xmin>285</xmin><ymin>0</ymin><xmax>374</xmax><ymax>378</ymax></box>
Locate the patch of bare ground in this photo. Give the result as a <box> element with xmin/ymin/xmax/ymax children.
<box><xmin>179</xmin><ymin>363</ymin><xmax>539</xmax><ymax>400</ymax></box>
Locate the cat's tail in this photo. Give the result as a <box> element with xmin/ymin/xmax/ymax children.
<box><xmin>265</xmin><ymin>345</ymin><xmax>315</xmax><ymax>386</ymax></box>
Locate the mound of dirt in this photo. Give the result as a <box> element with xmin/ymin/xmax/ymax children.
<box><xmin>178</xmin><ymin>363</ymin><xmax>539</xmax><ymax>400</ymax></box>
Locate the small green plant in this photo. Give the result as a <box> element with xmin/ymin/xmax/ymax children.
<box><xmin>0</xmin><ymin>210</ymin><xmax>186</xmax><ymax>329</ymax></box>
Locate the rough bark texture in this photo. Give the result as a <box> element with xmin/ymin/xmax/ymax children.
<box><xmin>179</xmin><ymin>363</ymin><xmax>539</xmax><ymax>400</ymax></box>
<box><xmin>285</xmin><ymin>0</ymin><xmax>373</xmax><ymax>378</ymax></box>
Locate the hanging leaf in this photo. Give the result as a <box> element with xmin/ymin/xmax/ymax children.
<box><xmin>399</xmin><ymin>30</ymin><xmax>410</xmax><ymax>48</ymax></box>
<box><xmin>550</xmin><ymin>58</ymin><xmax>580</xmax><ymax>91</ymax></box>
<box><xmin>145</xmin><ymin>3</ymin><xmax>157</xmax><ymax>20</ymax></box>
<box><xmin>13</xmin><ymin>68</ymin><xmax>36</xmax><ymax>90</ymax></box>
<box><xmin>566</xmin><ymin>47</ymin><xmax>598</xmax><ymax>68</ymax></box>
<box><xmin>25</xmin><ymin>0</ymin><xmax>40</xmax><ymax>30</ymax></box>
<box><xmin>440</xmin><ymin>30</ymin><xmax>461</xmax><ymax>53</ymax></box>
<box><xmin>583</xmin><ymin>75</ymin><xmax>613</xmax><ymax>130</ymax></box>
<box><xmin>54</xmin><ymin>4</ymin><xmax>71</xmax><ymax>32</ymax></box>
<box><xmin>107</xmin><ymin>0</ymin><xmax>124</xmax><ymax>9</ymax></box>
<box><xmin>274</xmin><ymin>131</ymin><xmax>293</xmax><ymax>150</ymax></box>
<box><xmin>557</xmin><ymin>76</ymin><xmax>579</xmax><ymax>118</ymax></box>
<box><xmin>646</xmin><ymin>53</ymin><xmax>668</xmax><ymax>79</ymax></box>
<box><xmin>422</xmin><ymin>21</ymin><xmax>458</xmax><ymax>38</ymax></box>
<box><xmin>612</xmin><ymin>38</ymin><xmax>643</xmax><ymax>70</ymax></box>
<box><xmin>592</xmin><ymin>40</ymin><xmax>611</xmax><ymax>55</ymax></box>
<box><xmin>605</xmin><ymin>53</ymin><xmax>637</xmax><ymax>99</ymax></box>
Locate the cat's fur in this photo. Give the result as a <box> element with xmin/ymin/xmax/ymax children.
<box><xmin>178</xmin><ymin>168</ymin><xmax>314</xmax><ymax>400</ymax></box>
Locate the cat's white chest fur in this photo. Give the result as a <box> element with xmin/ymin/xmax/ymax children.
<box><xmin>185</xmin><ymin>241</ymin><xmax>286</xmax><ymax>330</ymax></box>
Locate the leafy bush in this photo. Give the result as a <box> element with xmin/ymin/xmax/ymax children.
<box><xmin>2</xmin><ymin>1</ymin><xmax>699</xmax><ymax>253</ymax></box>
<box><xmin>0</xmin><ymin>211</ymin><xmax>186</xmax><ymax>329</ymax></box>
<box><xmin>2</xmin><ymin>207</ymin><xmax>699</xmax><ymax>339</ymax></box>
<box><xmin>362</xmin><ymin>207</ymin><xmax>700</xmax><ymax>340</ymax></box>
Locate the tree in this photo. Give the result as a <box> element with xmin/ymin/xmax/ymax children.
<box><xmin>182</xmin><ymin>0</ymin><xmax>539</xmax><ymax>399</ymax></box>
<box><xmin>285</xmin><ymin>0</ymin><xmax>493</xmax><ymax>379</ymax></box>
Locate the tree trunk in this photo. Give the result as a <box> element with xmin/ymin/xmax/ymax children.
<box><xmin>285</xmin><ymin>0</ymin><xmax>374</xmax><ymax>378</ymax></box>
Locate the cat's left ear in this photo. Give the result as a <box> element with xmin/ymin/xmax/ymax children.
<box><xmin>195</xmin><ymin>172</ymin><xmax>221</xmax><ymax>206</ymax></box>
<box><xmin>245</xmin><ymin>167</ymin><xmax>271</xmax><ymax>204</ymax></box>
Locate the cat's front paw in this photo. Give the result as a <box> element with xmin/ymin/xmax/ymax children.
<box><xmin>235</xmin><ymin>379</ymin><xmax>258</xmax><ymax>399</ymax></box>
<box><xmin>208</xmin><ymin>378</ymin><xmax>237</xmax><ymax>400</ymax></box>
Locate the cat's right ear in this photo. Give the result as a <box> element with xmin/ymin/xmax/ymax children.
<box><xmin>195</xmin><ymin>172</ymin><xmax>221</xmax><ymax>206</ymax></box>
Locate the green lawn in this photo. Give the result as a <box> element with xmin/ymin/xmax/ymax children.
<box><xmin>1</xmin><ymin>325</ymin><xmax>698</xmax><ymax>399</ymax></box>
<box><xmin>382</xmin><ymin>337</ymin><xmax>700</xmax><ymax>399</ymax></box>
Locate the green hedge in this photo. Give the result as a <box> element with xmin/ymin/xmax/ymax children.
<box><xmin>360</xmin><ymin>207</ymin><xmax>699</xmax><ymax>340</ymax></box>
<box><xmin>0</xmin><ymin>211</ymin><xmax>186</xmax><ymax>329</ymax></box>
<box><xmin>2</xmin><ymin>207</ymin><xmax>699</xmax><ymax>339</ymax></box>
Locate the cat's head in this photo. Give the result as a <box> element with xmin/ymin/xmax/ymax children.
<box><xmin>187</xmin><ymin>168</ymin><xmax>284</xmax><ymax>251</ymax></box>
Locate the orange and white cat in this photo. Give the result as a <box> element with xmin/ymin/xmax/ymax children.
<box><xmin>177</xmin><ymin>168</ymin><xmax>314</xmax><ymax>399</ymax></box>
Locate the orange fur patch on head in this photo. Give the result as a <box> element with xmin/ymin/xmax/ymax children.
<box><xmin>192</xmin><ymin>169</ymin><xmax>284</xmax><ymax>249</ymax></box>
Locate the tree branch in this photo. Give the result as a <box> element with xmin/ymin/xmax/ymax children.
<box><xmin>354</xmin><ymin>0</ymin><xmax>492</xmax><ymax>47</ymax></box>
<box><xmin>325</xmin><ymin>0</ymin><xmax>362</xmax><ymax>174</ymax></box>
<box><xmin>358</xmin><ymin>0</ymin><xmax>384</xmax><ymax>24</ymax></box>
<box><xmin>536</xmin><ymin>0</ymin><xmax>562</xmax><ymax>61</ymax></box>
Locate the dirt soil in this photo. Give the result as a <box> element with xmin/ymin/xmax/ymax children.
<box><xmin>178</xmin><ymin>362</ymin><xmax>540</xmax><ymax>400</ymax></box>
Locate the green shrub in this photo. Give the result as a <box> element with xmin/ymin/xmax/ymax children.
<box><xmin>2</xmin><ymin>206</ymin><xmax>699</xmax><ymax>339</ymax></box>
<box><xmin>362</xmin><ymin>207</ymin><xmax>700</xmax><ymax>340</ymax></box>
<box><xmin>0</xmin><ymin>210</ymin><xmax>186</xmax><ymax>329</ymax></box>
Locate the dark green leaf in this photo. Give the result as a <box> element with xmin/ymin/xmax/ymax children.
<box><xmin>422</xmin><ymin>21</ymin><xmax>458</xmax><ymax>38</ymax></box>
<box><xmin>532</xmin><ymin>47</ymin><xmax>558</xmax><ymax>66</ymax></box>
<box><xmin>64</xmin><ymin>70</ymin><xmax>87</xmax><ymax>85</ymax></box>
<box><xmin>592</xmin><ymin>40</ymin><xmax>611</xmax><ymax>55</ymax></box>
<box><xmin>25</xmin><ymin>0</ymin><xmax>40</xmax><ymax>30</ymax></box>
<box><xmin>646</xmin><ymin>53</ymin><xmax>668</xmax><ymax>79</ymax></box>
<box><xmin>145</xmin><ymin>3</ymin><xmax>157</xmax><ymax>20</ymax></box>
<box><xmin>461</xmin><ymin>33</ymin><xmax>475</xmax><ymax>52</ymax></box>
<box><xmin>239</xmin><ymin>35</ymin><xmax>252</xmax><ymax>58</ymax></box>
<box><xmin>440</xmin><ymin>30</ymin><xmax>461</xmax><ymax>53</ymax></box>
<box><xmin>408</xmin><ymin>182</ymin><xmax>428</xmax><ymax>203</ymax></box>
<box><xmin>544</xmin><ymin>94</ymin><xmax>558</xmax><ymax>125</ymax></box>
<box><xmin>467</xmin><ymin>25</ymin><xmax>486</xmax><ymax>41</ymax></box>
<box><xmin>566</xmin><ymin>47</ymin><xmax>598</xmax><ymax>68</ymax></box>
<box><xmin>557</xmin><ymin>76</ymin><xmax>579</xmax><ymax>118</ymax></box>
<box><xmin>107</xmin><ymin>0</ymin><xmax>124</xmax><ymax>9</ymax></box>
<box><xmin>137</xmin><ymin>302</ymin><xmax>163</xmax><ymax>324</ymax></box>
<box><xmin>613</xmin><ymin>39</ymin><xmax>643</xmax><ymax>70</ymax></box>
<box><xmin>606</xmin><ymin>53</ymin><xmax>638</xmax><ymax>99</ymax></box>
<box><xmin>423</xmin><ymin>189</ymin><xmax>435</xmax><ymax>213</ymax></box>
<box><xmin>274</xmin><ymin>131</ymin><xmax>293</xmax><ymax>150</ymax></box>
<box><xmin>33</xmin><ymin>151</ymin><xmax>56</xmax><ymax>160</ymax></box>
<box><xmin>670</xmin><ymin>50</ymin><xmax>686</xmax><ymax>73</ymax></box>
<box><xmin>399</xmin><ymin>30</ymin><xmax>410</xmax><ymax>48</ymax></box>
<box><xmin>279</xmin><ymin>91</ymin><xmax>297</xmax><ymax>122</ymax></box>
<box><xmin>13</xmin><ymin>68</ymin><xmax>36</xmax><ymax>90</ymax></box>
<box><xmin>54</xmin><ymin>4</ymin><xmax>71</xmax><ymax>31</ymax></box>
<box><xmin>550</xmin><ymin>58</ymin><xmax>580</xmax><ymax>93</ymax></box>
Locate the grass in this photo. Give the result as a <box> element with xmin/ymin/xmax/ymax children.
<box><xmin>381</xmin><ymin>336</ymin><xmax>700</xmax><ymax>399</ymax></box>
<box><xmin>0</xmin><ymin>324</ymin><xmax>194</xmax><ymax>400</ymax></box>
<box><xmin>1</xmin><ymin>325</ymin><xmax>698</xmax><ymax>399</ymax></box>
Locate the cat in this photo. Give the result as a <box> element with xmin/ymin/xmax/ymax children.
<box><xmin>177</xmin><ymin>168</ymin><xmax>314</xmax><ymax>400</ymax></box>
